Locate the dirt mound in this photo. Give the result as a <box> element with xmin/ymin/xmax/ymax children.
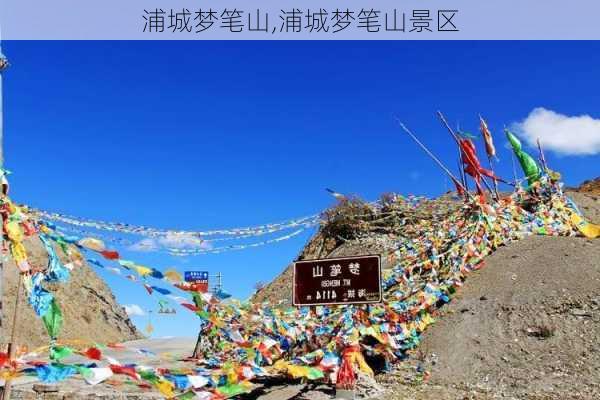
<box><xmin>381</xmin><ymin>235</ymin><xmax>600</xmax><ymax>399</ymax></box>
<box><xmin>567</xmin><ymin>191</ymin><xmax>600</xmax><ymax>225</ymax></box>
<box><xmin>1</xmin><ymin>238</ymin><xmax>141</xmax><ymax>350</ymax></box>
<box><xmin>252</xmin><ymin>187</ymin><xmax>600</xmax><ymax>399</ymax></box>
<box><xmin>576</xmin><ymin>177</ymin><xmax>600</xmax><ymax>195</ymax></box>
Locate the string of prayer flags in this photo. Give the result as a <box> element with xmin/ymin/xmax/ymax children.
<box><xmin>34</xmin><ymin>208</ymin><xmax>320</xmax><ymax>239</ymax></box>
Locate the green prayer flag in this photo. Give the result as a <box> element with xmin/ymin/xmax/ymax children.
<box><xmin>56</xmin><ymin>238</ymin><xmax>69</xmax><ymax>255</ymax></box>
<box><xmin>139</xmin><ymin>370</ymin><xmax>160</xmax><ymax>384</ymax></box>
<box><xmin>49</xmin><ymin>345</ymin><xmax>73</xmax><ymax>361</ymax></box>
<box><xmin>306</xmin><ymin>367</ymin><xmax>325</xmax><ymax>380</ymax></box>
<box><xmin>505</xmin><ymin>130</ymin><xmax>541</xmax><ymax>185</ymax></box>
<box><xmin>175</xmin><ymin>391</ymin><xmax>196</xmax><ymax>400</ymax></box>
<box><xmin>42</xmin><ymin>299</ymin><xmax>63</xmax><ymax>339</ymax></box>
<box><xmin>191</xmin><ymin>292</ymin><xmax>204</xmax><ymax>307</ymax></box>
<box><xmin>216</xmin><ymin>383</ymin><xmax>252</xmax><ymax>397</ymax></box>
<box><xmin>75</xmin><ymin>365</ymin><xmax>93</xmax><ymax>379</ymax></box>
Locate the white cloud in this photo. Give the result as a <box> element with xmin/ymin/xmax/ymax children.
<box><xmin>513</xmin><ymin>107</ymin><xmax>600</xmax><ymax>156</ymax></box>
<box><xmin>124</xmin><ymin>304</ymin><xmax>146</xmax><ymax>317</ymax></box>
<box><xmin>128</xmin><ymin>233</ymin><xmax>212</xmax><ymax>252</ymax></box>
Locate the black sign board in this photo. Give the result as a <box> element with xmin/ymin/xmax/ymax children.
<box><xmin>293</xmin><ymin>255</ymin><xmax>382</xmax><ymax>306</ymax></box>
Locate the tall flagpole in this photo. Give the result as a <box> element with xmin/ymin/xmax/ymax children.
<box><xmin>396</xmin><ymin>120</ymin><xmax>468</xmax><ymax>195</ymax></box>
<box><xmin>0</xmin><ymin>25</ymin><xmax>7</xmax><ymax>398</ymax></box>
<box><xmin>0</xmin><ymin>24</ymin><xmax>7</xmax><ymax>351</ymax></box>
<box><xmin>0</xmin><ymin>23</ymin><xmax>12</xmax><ymax>398</ymax></box>
<box><xmin>437</xmin><ymin>111</ymin><xmax>497</xmax><ymax>198</ymax></box>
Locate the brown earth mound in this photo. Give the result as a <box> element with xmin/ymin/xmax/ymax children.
<box><xmin>252</xmin><ymin>189</ymin><xmax>600</xmax><ymax>400</ymax></box>
<box><xmin>568</xmin><ymin>190</ymin><xmax>600</xmax><ymax>224</ymax></box>
<box><xmin>576</xmin><ymin>177</ymin><xmax>600</xmax><ymax>195</ymax></box>
<box><xmin>1</xmin><ymin>237</ymin><xmax>141</xmax><ymax>350</ymax></box>
<box><xmin>380</xmin><ymin>235</ymin><xmax>600</xmax><ymax>400</ymax></box>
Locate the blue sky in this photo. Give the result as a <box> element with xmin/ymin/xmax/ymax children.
<box><xmin>3</xmin><ymin>41</ymin><xmax>599</xmax><ymax>337</ymax></box>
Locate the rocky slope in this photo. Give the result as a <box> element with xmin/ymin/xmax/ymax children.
<box><xmin>1</xmin><ymin>237</ymin><xmax>141</xmax><ymax>350</ymax></box>
<box><xmin>574</xmin><ymin>177</ymin><xmax>600</xmax><ymax>195</ymax></box>
<box><xmin>379</xmin><ymin>234</ymin><xmax>600</xmax><ymax>400</ymax></box>
<box><xmin>251</xmin><ymin>182</ymin><xmax>600</xmax><ymax>399</ymax></box>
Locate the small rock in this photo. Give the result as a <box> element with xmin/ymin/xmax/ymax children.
<box><xmin>571</xmin><ymin>309</ymin><xmax>592</xmax><ymax>317</ymax></box>
<box><xmin>33</xmin><ymin>384</ymin><xmax>59</xmax><ymax>394</ymax></box>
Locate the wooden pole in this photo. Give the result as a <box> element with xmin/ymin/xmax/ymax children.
<box><xmin>458</xmin><ymin>157</ymin><xmax>468</xmax><ymax>198</ymax></box>
<box><xmin>510</xmin><ymin>149</ymin><xmax>519</xmax><ymax>188</ymax></box>
<box><xmin>192</xmin><ymin>330</ymin><xmax>202</xmax><ymax>359</ymax></box>
<box><xmin>0</xmin><ymin>37</ymin><xmax>9</xmax><ymax>400</ymax></box>
<box><xmin>396</xmin><ymin>120</ymin><xmax>468</xmax><ymax>196</ymax></box>
<box><xmin>436</xmin><ymin>111</ymin><xmax>496</xmax><ymax>198</ymax></box>
<box><xmin>455</xmin><ymin>123</ymin><xmax>468</xmax><ymax>192</ymax></box>
<box><xmin>0</xmin><ymin>272</ymin><xmax>23</xmax><ymax>400</ymax></box>
<box><xmin>0</xmin><ymin>43</ymin><xmax>5</xmax><ymax>350</ymax></box>
<box><xmin>536</xmin><ymin>138</ymin><xmax>549</xmax><ymax>173</ymax></box>
<box><xmin>486</xmin><ymin>154</ymin><xmax>500</xmax><ymax>199</ymax></box>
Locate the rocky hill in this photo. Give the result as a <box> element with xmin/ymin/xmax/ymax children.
<box><xmin>250</xmin><ymin>181</ymin><xmax>600</xmax><ymax>399</ymax></box>
<box><xmin>1</xmin><ymin>237</ymin><xmax>141</xmax><ymax>350</ymax></box>
<box><xmin>379</xmin><ymin>233</ymin><xmax>600</xmax><ymax>399</ymax></box>
<box><xmin>575</xmin><ymin>177</ymin><xmax>600</xmax><ymax>195</ymax></box>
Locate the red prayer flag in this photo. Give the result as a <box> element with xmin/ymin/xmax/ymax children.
<box><xmin>100</xmin><ymin>250</ymin><xmax>120</xmax><ymax>260</ymax></box>
<box><xmin>451</xmin><ymin>177</ymin><xmax>464</xmax><ymax>196</ymax></box>
<box><xmin>181</xmin><ymin>303</ymin><xmax>198</xmax><ymax>312</ymax></box>
<box><xmin>143</xmin><ymin>284</ymin><xmax>153</xmax><ymax>295</ymax></box>
<box><xmin>459</xmin><ymin>138</ymin><xmax>503</xmax><ymax>195</ymax></box>
<box><xmin>84</xmin><ymin>347</ymin><xmax>102</xmax><ymax>361</ymax></box>
<box><xmin>110</xmin><ymin>364</ymin><xmax>139</xmax><ymax>380</ymax></box>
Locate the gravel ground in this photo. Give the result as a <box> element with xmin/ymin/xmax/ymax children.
<box><xmin>379</xmin><ymin>235</ymin><xmax>600</xmax><ymax>400</ymax></box>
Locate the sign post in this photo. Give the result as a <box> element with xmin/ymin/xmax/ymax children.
<box><xmin>0</xmin><ymin>35</ymin><xmax>7</xmax><ymax>350</ymax></box>
<box><xmin>0</xmin><ymin>36</ymin><xmax>10</xmax><ymax>400</ymax></box>
<box><xmin>184</xmin><ymin>270</ymin><xmax>209</xmax><ymax>293</ymax></box>
<box><xmin>185</xmin><ymin>270</ymin><xmax>210</xmax><ymax>359</ymax></box>
<box><xmin>293</xmin><ymin>255</ymin><xmax>381</xmax><ymax>307</ymax></box>
<box><xmin>293</xmin><ymin>255</ymin><xmax>381</xmax><ymax>400</ymax></box>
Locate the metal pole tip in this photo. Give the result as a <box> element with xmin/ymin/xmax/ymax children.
<box><xmin>0</xmin><ymin>56</ymin><xmax>9</xmax><ymax>72</ymax></box>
